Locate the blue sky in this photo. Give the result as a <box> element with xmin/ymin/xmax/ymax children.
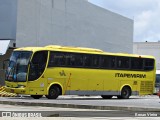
<box><xmin>88</xmin><ymin>0</ymin><xmax>160</xmax><ymax>42</ymax></box>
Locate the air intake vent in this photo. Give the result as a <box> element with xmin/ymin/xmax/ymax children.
<box><xmin>140</xmin><ymin>81</ymin><xmax>153</xmax><ymax>93</ymax></box>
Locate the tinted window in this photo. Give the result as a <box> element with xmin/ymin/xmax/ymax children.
<box><xmin>83</xmin><ymin>55</ymin><xmax>92</xmax><ymax>67</ymax></box>
<box><xmin>116</xmin><ymin>57</ymin><xmax>129</xmax><ymax>69</ymax></box>
<box><xmin>48</xmin><ymin>51</ymin><xmax>154</xmax><ymax>71</ymax></box>
<box><xmin>48</xmin><ymin>52</ymin><xmax>66</xmax><ymax>67</ymax></box>
<box><xmin>131</xmin><ymin>58</ymin><xmax>143</xmax><ymax>70</ymax></box>
<box><xmin>66</xmin><ymin>53</ymin><xmax>83</xmax><ymax>67</ymax></box>
<box><xmin>92</xmin><ymin>55</ymin><xmax>100</xmax><ymax>68</ymax></box>
<box><xmin>101</xmin><ymin>56</ymin><xmax>115</xmax><ymax>68</ymax></box>
<box><xmin>144</xmin><ymin>59</ymin><xmax>154</xmax><ymax>70</ymax></box>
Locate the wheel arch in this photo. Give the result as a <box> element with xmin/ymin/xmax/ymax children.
<box><xmin>120</xmin><ymin>84</ymin><xmax>132</xmax><ymax>95</ymax></box>
<box><xmin>47</xmin><ymin>82</ymin><xmax>63</xmax><ymax>95</ymax></box>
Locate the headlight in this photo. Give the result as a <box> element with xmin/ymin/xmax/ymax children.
<box><xmin>18</xmin><ymin>85</ymin><xmax>25</xmax><ymax>88</ymax></box>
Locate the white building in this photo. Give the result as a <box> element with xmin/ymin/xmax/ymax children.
<box><xmin>133</xmin><ymin>42</ymin><xmax>160</xmax><ymax>69</ymax></box>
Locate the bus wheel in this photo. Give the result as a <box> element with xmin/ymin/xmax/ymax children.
<box><xmin>117</xmin><ymin>87</ymin><xmax>131</xmax><ymax>99</ymax></box>
<box><xmin>101</xmin><ymin>95</ymin><xmax>113</xmax><ymax>99</ymax></box>
<box><xmin>46</xmin><ymin>86</ymin><xmax>60</xmax><ymax>99</ymax></box>
<box><xmin>31</xmin><ymin>95</ymin><xmax>43</xmax><ymax>99</ymax></box>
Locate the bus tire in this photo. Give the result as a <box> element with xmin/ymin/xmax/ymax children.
<box><xmin>31</xmin><ymin>95</ymin><xmax>43</xmax><ymax>99</ymax></box>
<box><xmin>46</xmin><ymin>86</ymin><xmax>60</xmax><ymax>99</ymax></box>
<box><xmin>117</xmin><ymin>86</ymin><xmax>131</xmax><ymax>99</ymax></box>
<box><xmin>101</xmin><ymin>95</ymin><xmax>112</xmax><ymax>99</ymax></box>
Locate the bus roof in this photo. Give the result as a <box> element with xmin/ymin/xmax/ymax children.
<box><xmin>45</xmin><ymin>45</ymin><xmax>103</xmax><ymax>53</ymax></box>
<box><xmin>14</xmin><ymin>45</ymin><xmax>155</xmax><ymax>59</ymax></box>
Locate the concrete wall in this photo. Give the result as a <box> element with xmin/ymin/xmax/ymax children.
<box><xmin>16</xmin><ymin>0</ymin><xmax>133</xmax><ymax>53</ymax></box>
<box><xmin>0</xmin><ymin>0</ymin><xmax>17</xmax><ymax>40</ymax></box>
<box><xmin>133</xmin><ymin>42</ymin><xmax>160</xmax><ymax>69</ymax></box>
<box><xmin>0</xmin><ymin>0</ymin><xmax>17</xmax><ymax>85</ymax></box>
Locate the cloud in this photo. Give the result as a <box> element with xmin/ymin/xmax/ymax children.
<box><xmin>135</xmin><ymin>1</ymin><xmax>160</xmax><ymax>41</ymax></box>
<box><xmin>135</xmin><ymin>10</ymin><xmax>152</xmax><ymax>36</ymax></box>
<box><xmin>89</xmin><ymin>0</ymin><xmax>160</xmax><ymax>42</ymax></box>
<box><xmin>89</xmin><ymin>0</ymin><xmax>157</xmax><ymax>18</ymax></box>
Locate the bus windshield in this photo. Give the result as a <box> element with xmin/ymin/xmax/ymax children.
<box><xmin>6</xmin><ymin>51</ymin><xmax>32</xmax><ymax>82</ymax></box>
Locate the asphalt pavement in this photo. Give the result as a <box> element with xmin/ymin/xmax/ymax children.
<box><xmin>0</xmin><ymin>95</ymin><xmax>160</xmax><ymax>111</ymax></box>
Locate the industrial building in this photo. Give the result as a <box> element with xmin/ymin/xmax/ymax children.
<box><xmin>0</xmin><ymin>0</ymin><xmax>133</xmax><ymax>85</ymax></box>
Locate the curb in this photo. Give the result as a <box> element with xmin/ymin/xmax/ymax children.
<box><xmin>0</xmin><ymin>100</ymin><xmax>160</xmax><ymax>112</ymax></box>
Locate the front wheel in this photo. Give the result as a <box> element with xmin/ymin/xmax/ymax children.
<box><xmin>117</xmin><ymin>87</ymin><xmax>131</xmax><ymax>99</ymax></box>
<box><xmin>46</xmin><ymin>86</ymin><xmax>60</xmax><ymax>99</ymax></box>
<box><xmin>31</xmin><ymin>95</ymin><xmax>43</xmax><ymax>99</ymax></box>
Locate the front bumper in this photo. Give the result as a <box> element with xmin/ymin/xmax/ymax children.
<box><xmin>5</xmin><ymin>86</ymin><xmax>26</xmax><ymax>94</ymax></box>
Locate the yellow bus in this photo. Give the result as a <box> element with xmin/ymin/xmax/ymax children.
<box><xmin>4</xmin><ymin>45</ymin><xmax>156</xmax><ymax>99</ymax></box>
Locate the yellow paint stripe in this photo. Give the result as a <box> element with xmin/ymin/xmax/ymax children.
<box><xmin>0</xmin><ymin>86</ymin><xmax>17</xmax><ymax>97</ymax></box>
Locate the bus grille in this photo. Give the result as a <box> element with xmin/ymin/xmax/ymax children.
<box><xmin>140</xmin><ymin>81</ymin><xmax>153</xmax><ymax>93</ymax></box>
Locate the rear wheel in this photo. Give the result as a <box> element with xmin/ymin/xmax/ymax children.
<box><xmin>101</xmin><ymin>95</ymin><xmax>113</xmax><ymax>99</ymax></box>
<box><xmin>31</xmin><ymin>95</ymin><xmax>43</xmax><ymax>99</ymax></box>
<box><xmin>117</xmin><ymin>87</ymin><xmax>131</xmax><ymax>99</ymax></box>
<box><xmin>46</xmin><ymin>86</ymin><xmax>60</xmax><ymax>99</ymax></box>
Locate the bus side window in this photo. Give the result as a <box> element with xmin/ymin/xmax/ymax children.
<box><xmin>75</xmin><ymin>54</ymin><xmax>83</xmax><ymax>67</ymax></box>
<box><xmin>144</xmin><ymin>59</ymin><xmax>154</xmax><ymax>70</ymax></box>
<box><xmin>111</xmin><ymin>57</ymin><xmax>116</xmax><ymax>68</ymax></box>
<box><xmin>48</xmin><ymin>52</ymin><xmax>66</xmax><ymax>67</ymax></box>
<box><xmin>66</xmin><ymin>53</ymin><xmax>75</xmax><ymax>66</ymax></box>
<box><xmin>101</xmin><ymin>56</ymin><xmax>109</xmax><ymax>68</ymax></box>
<box><xmin>101</xmin><ymin>56</ymin><xmax>115</xmax><ymax>69</ymax></box>
<box><xmin>48</xmin><ymin>52</ymin><xmax>61</xmax><ymax>67</ymax></box>
<box><xmin>131</xmin><ymin>58</ymin><xmax>143</xmax><ymax>70</ymax></box>
<box><xmin>83</xmin><ymin>55</ymin><xmax>92</xmax><ymax>67</ymax></box>
<box><xmin>92</xmin><ymin>55</ymin><xmax>100</xmax><ymax>68</ymax></box>
<box><xmin>59</xmin><ymin>53</ymin><xmax>66</xmax><ymax>66</ymax></box>
<box><xmin>65</xmin><ymin>53</ymin><xmax>83</xmax><ymax>67</ymax></box>
<box><xmin>116</xmin><ymin>57</ymin><xmax>129</xmax><ymax>69</ymax></box>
